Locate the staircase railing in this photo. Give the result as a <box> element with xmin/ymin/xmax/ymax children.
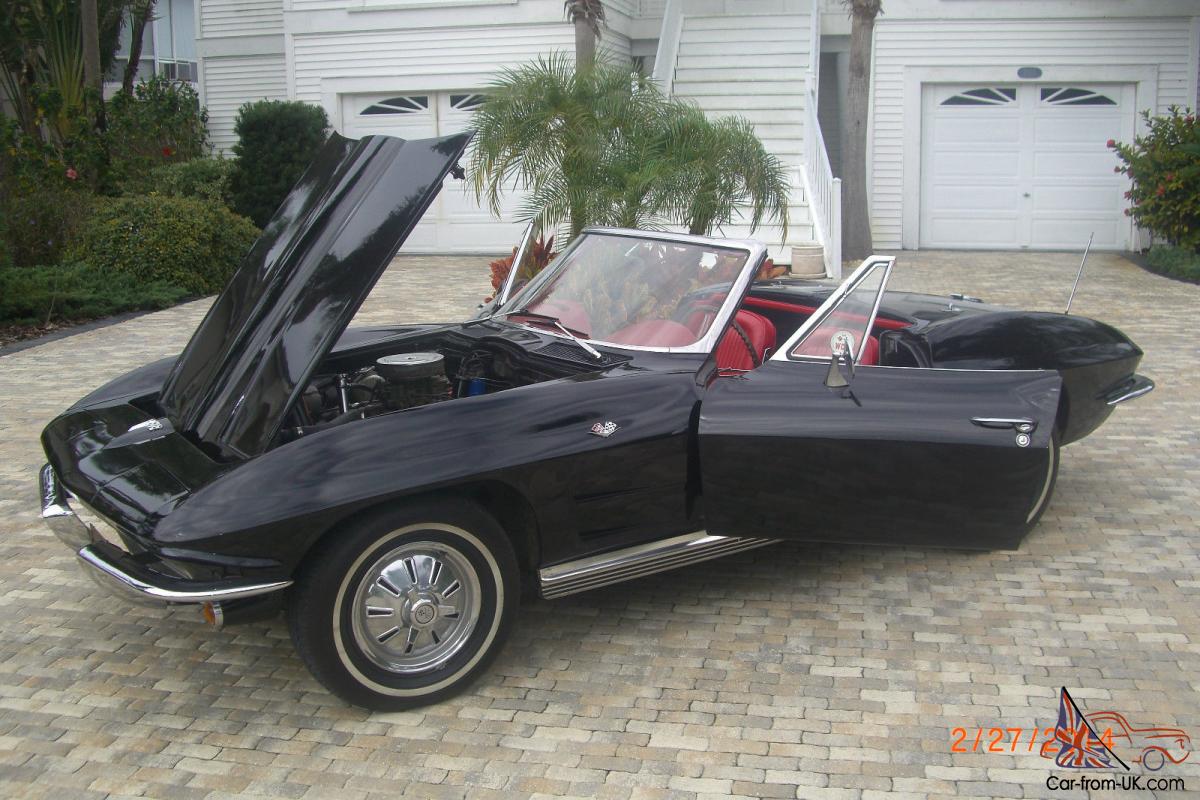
<box><xmin>800</xmin><ymin>74</ymin><xmax>842</xmax><ymax>279</ymax></box>
<box><xmin>651</xmin><ymin>0</ymin><xmax>683</xmax><ymax>94</ymax></box>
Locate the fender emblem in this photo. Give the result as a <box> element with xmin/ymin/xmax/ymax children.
<box><xmin>589</xmin><ymin>421</ymin><xmax>618</xmax><ymax>438</ymax></box>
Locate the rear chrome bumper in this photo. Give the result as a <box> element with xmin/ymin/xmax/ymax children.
<box><xmin>1105</xmin><ymin>374</ymin><xmax>1155</xmax><ymax>406</ymax></box>
<box><xmin>40</xmin><ymin>463</ymin><xmax>291</xmax><ymax>606</ymax></box>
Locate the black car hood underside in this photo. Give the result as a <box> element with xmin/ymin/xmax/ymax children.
<box><xmin>158</xmin><ymin>131</ymin><xmax>472</xmax><ymax>459</ymax></box>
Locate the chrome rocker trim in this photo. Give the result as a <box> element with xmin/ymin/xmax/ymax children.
<box><xmin>41</xmin><ymin>463</ymin><xmax>291</xmax><ymax>606</ymax></box>
<box><xmin>538</xmin><ymin>530</ymin><xmax>777</xmax><ymax>600</ymax></box>
<box><xmin>1104</xmin><ymin>374</ymin><xmax>1155</xmax><ymax>406</ymax></box>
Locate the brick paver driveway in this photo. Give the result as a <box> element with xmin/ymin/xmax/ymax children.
<box><xmin>1</xmin><ymin>252</ymin><xmax>1197</xmax><ymax>799</ymax></box>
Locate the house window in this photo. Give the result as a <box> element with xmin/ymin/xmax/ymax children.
<box><xmin>1040</xmin><ymin>87</ymin><xmax>1116</xmax><ymax>106</ymax></box>
<box><xmin>360</xmin><ymin>96</ymin><xmax>430</xmax><ymax>116</ymax></box>
<box><xmin>106</xmin><ymin>0</ymin><xmax>197</xmax><ymax>86</ymax></box>
<box><xmin>940</xmin><ymin>87</ymin><xmax>1017</xmax><ymax>106</ymax></box>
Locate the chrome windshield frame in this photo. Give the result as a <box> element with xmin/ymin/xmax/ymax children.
<box><xmin>770</xmin><ymin>255</ymin><xmax>897</xmax><ymax>364</ymax></box>
<box><xmin>495</xmin><ymin>220</ymin><xmax>536</xmax><ymax>308</ymax></box>
<box><xmin>495</xmin><ymin>227</ymin><xmax>768</xmax><ymax>355</ymax></box>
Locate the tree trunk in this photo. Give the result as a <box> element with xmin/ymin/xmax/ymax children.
<box><xmin>81</xmin><ymin>0</ymin><xmax>105</xmax><ymax>130</ymax></box>
<box><xmin>123</xmin><ymin>1</ymin><xmax>155</xmax><ymax>95</ymax></box>
<box><xmin>841</xmin><ymin>4</ymin><xmax>877</xmax><ymax>262</ymax></box>
<box><xmin>574</xmin><ymin>18</ymin><xmax>596</xmax><ymax>69</ymax></box>
<box><xmin>81</xmin><ymin>0</ymin><xmax>102</xmax><ymax>92</ymax></box>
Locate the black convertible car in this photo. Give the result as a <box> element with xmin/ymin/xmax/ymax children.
<box><xmin>39</xmin><ymin>132</ymin><xmax>1153</xmax><ymax>709</ymax></box>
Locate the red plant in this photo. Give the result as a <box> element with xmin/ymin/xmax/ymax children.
<box><xmin>485</xmin><ymin>234</ymin><xmax>557</xmax><ymax>300</ymax></box>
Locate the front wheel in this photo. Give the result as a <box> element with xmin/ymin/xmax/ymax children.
<box><xmin>288</xmin><ymin>499</ymin><xmax>519</xmax><ymax>710</ymax></box>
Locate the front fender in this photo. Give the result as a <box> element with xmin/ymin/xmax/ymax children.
<box><xmin>152</xmin><ymin>367</ymin><xmax>699</xmax><ymax>572</ymax></box>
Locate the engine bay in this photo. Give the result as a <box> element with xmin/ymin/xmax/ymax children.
<box><xmin>277</xmin><ymin>330</ymin><xmax>610</xmax><ymax>444</ymax></box>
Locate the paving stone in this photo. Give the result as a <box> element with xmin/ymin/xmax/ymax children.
<box><xmin>0</xmin><ymin>252</ymin><xmax>1197</xmax><ymax>798</ymax></box>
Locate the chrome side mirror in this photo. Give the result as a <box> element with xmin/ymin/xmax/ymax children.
<box><xmin>823</xmin><ymin>331</ymin><xmax>856</xmax><ymax>389</ymax></box>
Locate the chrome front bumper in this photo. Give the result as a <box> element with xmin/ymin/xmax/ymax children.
<box><xmin>40</xmin><ymin>464</ymin><xmax>291</xmax><ymax>605</ymax></box>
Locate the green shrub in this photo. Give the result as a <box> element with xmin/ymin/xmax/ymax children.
<box><xmin>0</xmin><ymin>262</ymin><xmax>191</xmax><ymax>327</ymax></box>
<box><xmin>1144</xmin><ymin>245</ymin><xmax>1200</xmax><ymax>283</ymax></box>
<box><xmin>126</xmin><ymin>157</ymin><xmax>235</xmax><ymax>206</ymax></box>
<box><xmin>106</xmin><ymin>76</ymin><xmax>210</xmax><ymax>185</ymax></box>
<box><xmin>0</xmin><ymin>214</ymin><xmax>11</xmax><ymax>270</ymax></box>
<box><xmin>230</xmin><ymin>100</ymin><xmax>329</xmax><ymax>227</ymax></box>
<box><xmin>1111</xmin><ymin>107</ymin><xmax>1200</xmax><ymax>250</ymax></box>
<box><xmin>72</xmin><ymin>196</ymin><xmax>260</xmax><ymax>294</ymax></box>
<box><xmin>0</xmin><ymin>188</ymin><xmax>93</xmax><ymax>268</ymax></box>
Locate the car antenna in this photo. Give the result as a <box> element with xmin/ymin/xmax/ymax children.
<box><xmin>1064</xmin><ymin>232</ymin><xmax>1093</xmax><ymax>315</ymax></box>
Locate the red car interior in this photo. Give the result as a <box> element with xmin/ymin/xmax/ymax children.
<box><xmin>715</xmin><ymin>310</ymin><xmax>777</xmax><ymax>371</ymax></box>
<box><xmin>607</xmin><ymin>319</ymin><xmax>698</xmax><ymax>347</ymax></box>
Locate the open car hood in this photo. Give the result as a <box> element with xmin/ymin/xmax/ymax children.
<box><xmin>159</xmin><ymin>131</ymin><xmax>472</xmax><ymax>459</ymax></box>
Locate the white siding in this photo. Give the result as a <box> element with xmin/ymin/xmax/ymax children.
<box><xmin>201</xmin><ymin>0</ymin><xmax>283</xmax><ymax>37</ymax></box>
<box><xmin>291</xmin><ymin>24</ymin><xmax>630</xmax><ymax>108</ymax></box>
<box><xmin>870</xmin><ymin>17</ymin><xmax>1196</xmax><ymax>249</ymax></box>
<box><xmin>203</xmin><ymin>55</ymin><xmax>289</xmax><ymax>152</ymax></box>
<box><xmin>669</xmin><ymin>12</ymin><xmax>814</xmax><ymax>248</ymax></box>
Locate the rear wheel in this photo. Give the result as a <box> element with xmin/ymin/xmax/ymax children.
<box><xmin>288</xmin><ymin>499</ymin><xmax>519</xmax><ymax>710</ymax></box>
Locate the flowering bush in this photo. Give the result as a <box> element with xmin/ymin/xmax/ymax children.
<box><xmin>72</xmin><ymin>196</ymin><xmax>259</xmax><ymax>294</ymax></box>
<box><xmin>1110</xmin><ymin>107</ymin><xmax>1200</xmax><ymax>250</ymax></box>
<box><xmin>105</xmin><ymin>77</ymin><xmax>210</xmax><ymax>187</ymax></box>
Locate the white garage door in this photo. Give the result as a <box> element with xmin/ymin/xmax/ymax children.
<box><xmin>341</xmin><ymin>91</ymin><xmax>526</xmax><ymax>253</ymax></box>
<box><xmin>920</xmin><ymin>84</ymin><xmax>1135</xmax><ymax>250</ymax></box>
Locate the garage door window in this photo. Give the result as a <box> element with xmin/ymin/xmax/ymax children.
<box><xmin>940</xmin><ymin>87</ymin><xmax>1016</xmax><ymax>106</ymax></box>
<box><xmin>449</xmin><ymin>93</ymin><xmax>487</xmax><ymax>112</ymax></box>
<box><xmin>361</xmin><ymin>96</ymin><xmax>429</xmax><ymax>116</ymax></box>
<box><xmin>1040</xmin><ymin>87</ymin><xmax>1116</xmax><ymax>106</ymax></box>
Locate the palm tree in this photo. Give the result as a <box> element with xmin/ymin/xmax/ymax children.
<box><xmin>564</xmin><ymin>0</ymin><xmax>605</xmax><ymax>69</ymax></box>
<box><xmin>469</xmin><ymin>53</ymin><xmax>790</xmax><ymax>243</ymax></box>
<box><xmin>841</xmin><ymin>0</ymin><xmax>882</xmax><ymax>260</ymax></box>
<box><xmin>654</xmin><ymin>103</ymin><xmax>790</xmax><ymax>239</ymax></box>
<box><xmin>469</xmin><ymin>54</ymin><xmax>668</xmax><ymax>239</ymax></box>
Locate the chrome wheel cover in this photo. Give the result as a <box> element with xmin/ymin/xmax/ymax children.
<box><xmin>349</xmin><ymin>541</ymin><xmax>481</xmax><ymax>674</ymax></box>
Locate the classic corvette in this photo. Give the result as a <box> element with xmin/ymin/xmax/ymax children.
<box><xmin>39</xmin><ymin>132</ymin><xmax>1153</xmax><ymax>709</ymax></box>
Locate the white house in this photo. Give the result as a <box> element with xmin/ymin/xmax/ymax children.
<box><xmin>194</xmin><ymin>0</ymin><xmax>1200</xmax><ymax>270</ymax></box>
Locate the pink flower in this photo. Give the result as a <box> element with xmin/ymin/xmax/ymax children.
<box><xmin>65</xmin><ymin>167</ymin><xmax>78</xmax><ymax>180</ymax></box>
<box><xmin>1106</xmin><ymin>139</ymin><xmax>1116</xmax><ymax>148</ymax></box>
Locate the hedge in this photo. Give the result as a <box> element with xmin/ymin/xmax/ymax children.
<box><xmin>0</xmin><ymin>262</ymin><xmax>191</xmax><ymax>327</ymax></box>
<box><xmin>230</xmin><ymin>100</ymin><xmax>329</xmax><ymax>227</ymax></box>
<box><xmin>72</xmin><ymin>195</ymin><xmax>260</xmax><ymax>295</ymax></box>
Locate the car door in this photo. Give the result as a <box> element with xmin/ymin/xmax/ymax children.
<box><xmin>699</xmin><ymin>257</ymin><xmax>1062</xmax><ymax>549</ymax></box>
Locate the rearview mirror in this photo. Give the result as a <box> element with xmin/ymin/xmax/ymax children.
<box><xmin>824</xmin><ymin>331</ymin><xmax>856</xmax><ymax>389</ymax></box>
<box><xmin>824</xmin><ymin>351</ymin><xmax>854</xmax><ymax>389</ymax></box>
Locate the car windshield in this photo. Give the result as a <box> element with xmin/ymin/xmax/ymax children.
<box><xmin>497</xmin><ymin>232</ymin><xmax>752</xmax><ymax>349</ymax></box>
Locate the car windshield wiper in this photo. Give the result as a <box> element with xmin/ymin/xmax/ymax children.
<box><xmin>507</xmin><ymin>310</ymin><xmax>602</xmax><ymax>360</ymax></box>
